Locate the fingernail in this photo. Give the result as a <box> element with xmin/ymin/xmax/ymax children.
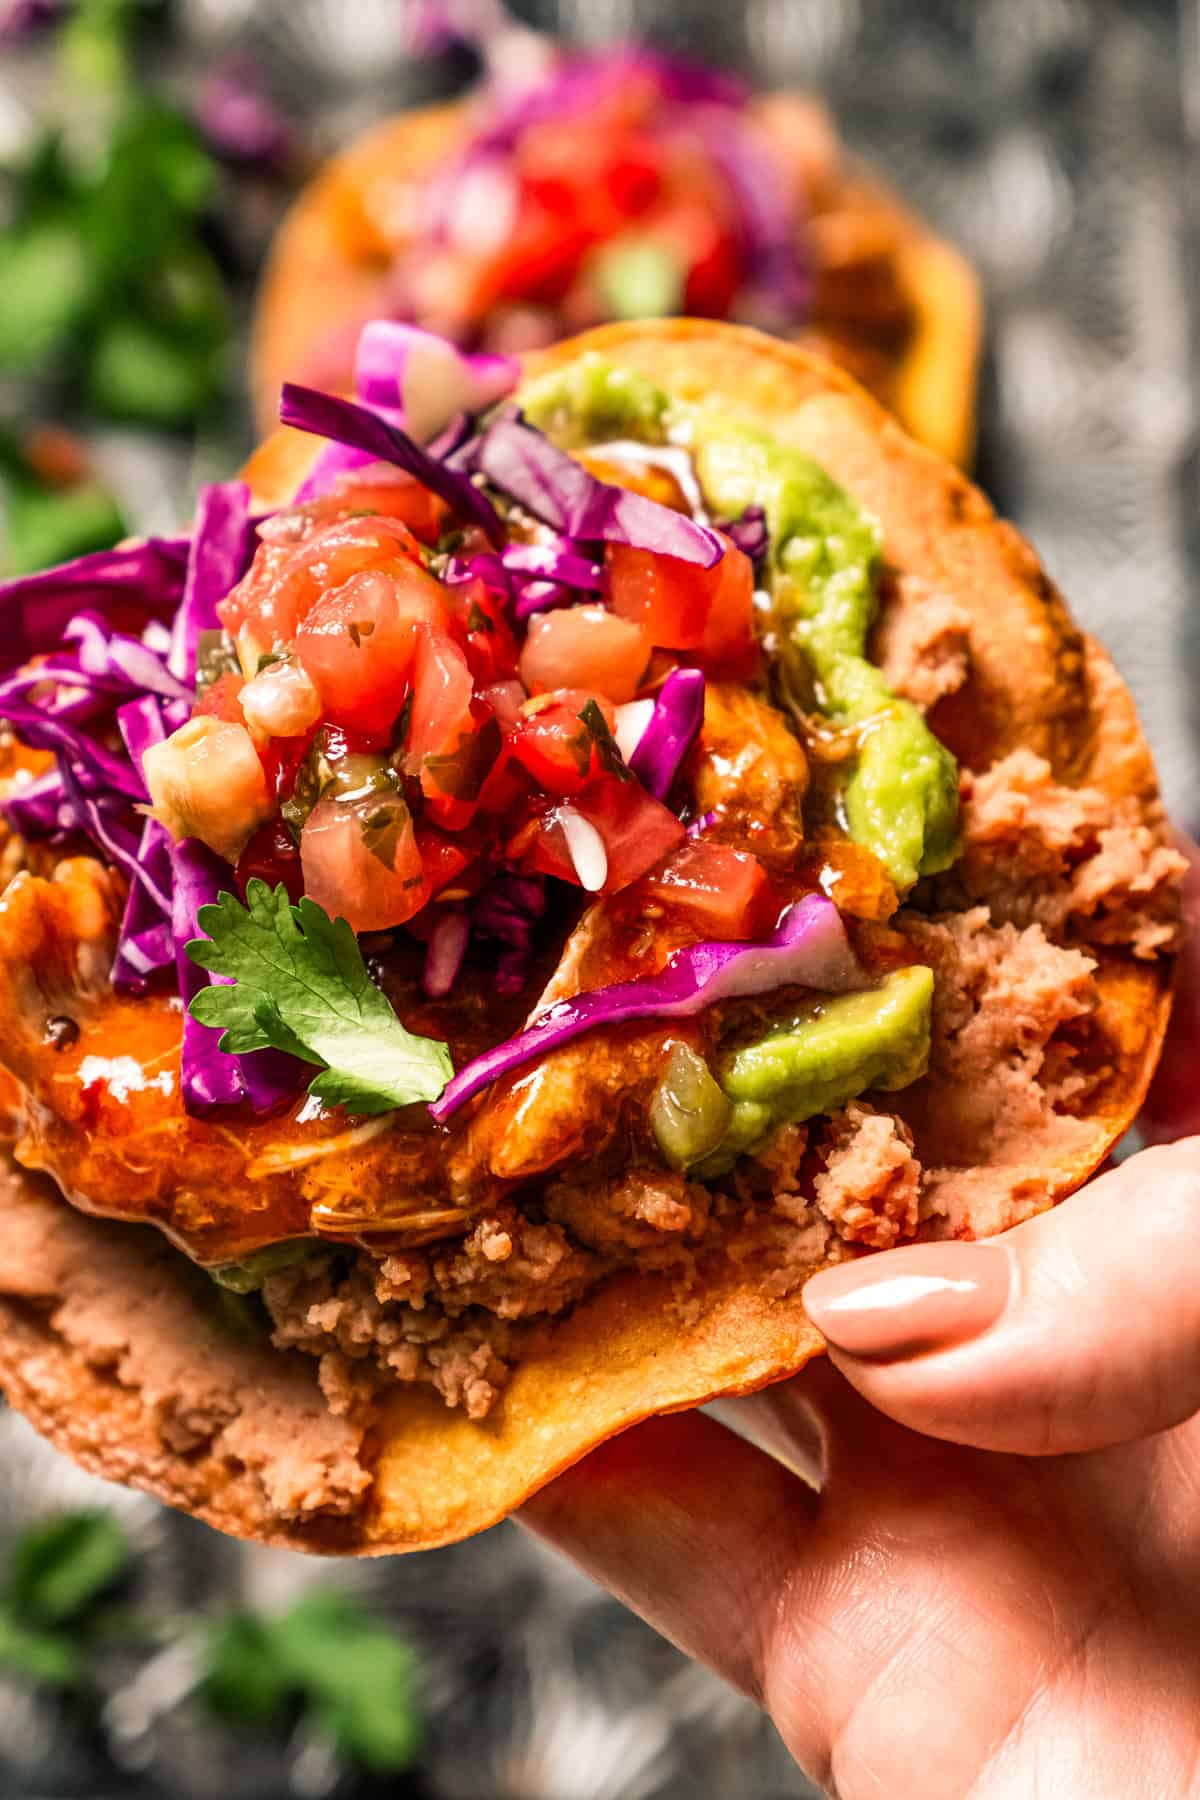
<box><xmin>804</xmin><ymin>1241</ymin><xmax>1013</xmax><ymax>1360</ymax></box>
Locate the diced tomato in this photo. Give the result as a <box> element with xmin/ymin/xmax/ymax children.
<box><xmin>474</xmin><ymin>719</ymin><xmax>531</xmax><ymax>818</ymax></box>
<box><xmin>519</xmin><ymin>605</ymin><xmax>648</xmax><ymax>704</ymax></box>
<box><xmin>445</xmin><ymin>576</ymin><xmax>520</xmax><ymax>686</ymax></box>
<box><xmin>220</xmin><ymin>513</ymin><xmax>427</xmax><ymax>651</ymax></box>
<box><xmin>479</xmin><ymin>680</ymin><xmax>525</xmax><ymax>731</ymax></box>
<box><xmin>294</xmin><ymin>561</ymin><xmax>448</xmax><ymax>746</ymax></box>
<box><xmin>193</xmin><ymin>670</ymin><xmax>245</xmax><ymax>724</ymax></box>
<box><xmin>193</xmin><ymin>672</ymin><xmax>315</xmax><ymax>802</ymax></box>
<box><xmin>236</xmin><ymin>818</ymin><xmax>305</xmax><ymax>905</ymax></box>
<box><xmin>413</xmin><ymin>824</ymin><xmax>478</xmax><ymax>898</ymax></box>
<box><xmin>518</xmin><ymin>772</ymin><xmax>685</xmax><ymax>895</ymax></box>
<box><xmin>405</xmin><ymin>631</ymin><xmax>499</xmax><ymax>831</ymax></box>
<box><xmin>639</xmin><ymin>839</ymin><xmax>769</xmax><ymax>940</ymax></box>
<box><xmin>602</xmin><ymin>140</ymin><xmax>665</xmax><ymax>217</ymax></box>
<box><xmin>509</xmin><ymin>690</ymin><xmax>618</xmax><ymax>798</ymax></box>
<box><xmin>606</xmin><ymin>545</ymin><xmax>709</xmax><ymax>649</ymax></box>
<box><xmin>323</xmin><ymin>464</ymin><xmax>447</xmax><ymax>546</ymax></box>
<box><xmin>407</xmin><ymin>631</ymin><xmax>474</xmax><ymax>763</ymax></box>
<box><xmin>574</xmin><ymin>773</ymin><xmax>686</xmax><ymax>891</ymax></box>
<box><xmin>258</xmin><ymin>728</ymin><xmax>318</xmax><ymax>804</ymax></box>
<box><xmin>465</xmin><ymin>193</ymin><xmax>595</xmax><ymax>311</ymax></box>
<box><xmin>300</xmin><ymin>791</ymin><xmax>426</xmax><ymax>933</ymax></box>
<box><xmin>698</xmin><ymin>540</ymin><xmax>759</xmax><ymax>681</ymax></box>
<box><xmin>606</xmin><ymin>536</ymin><xmax>758</xmax><ymax>680</ymax></box>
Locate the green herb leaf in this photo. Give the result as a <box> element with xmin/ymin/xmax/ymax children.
<box><xmin>0</xmin><ymin>1608</ymin><xmax>84</xmax><ymax>1689</ymax></box>
<box><xmin>274</xmin><ymin>1592</ymin><xmax>422</xmax><ymax>1773</ymax></box>
<box><xmin>6</xmin><ymin>1511</ymin><xmax>131</xmax><ymax>1629</ymax></box>
<box><xmin>186</xmin><ymin>881</ymin><xmax>453</xmax><ymax>1115</ymax></box>
<box><xmin>577</xmin><ymin>698</ymin><xmax>632</xmax><ymax>781</ymax></box>
<box><xmin>202</xmin><ymin>1613</ymin><xmax>295</xmax><ymax>1726</ymax></box>
<box><xmin>203</xmin><ymin>1592</ymin><xmax>421</xmax><ymax>1773</ymax></box>
<box><xmin>1</xmin><ymin>475</ymin><xmax>125</xmax><ymax>577</ymax></box>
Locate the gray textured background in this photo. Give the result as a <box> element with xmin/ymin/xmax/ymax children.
<box><xmin>0</xmin><ymin>2</ymin><xmax>1195</xmax><ymax>1796</ymax></box>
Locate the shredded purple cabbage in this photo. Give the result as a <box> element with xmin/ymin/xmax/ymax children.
<box><xmin>0</xmin><ymin>537</ymin><xmax>190</xmax><ymax>676</ymax></box>
<box><xmin>172</xmin><ymin>839</ymin><xmax>302</xmax><ymax>1115</ymax></box>
<box><xmin>628</xmin><ymin>668</ymin><xmax>705</xmax><ymax>804</ymax></box>
<box><xmin>65</xmin><ymin>611</ymin><xmax>192</xmax><ymax>701</ymax></box>
<box><xmin>453</xmin><ymin>411</ymin><xmax>723</xmax><ymax>566</ymax></box>
<box><xmin>500</xmin><ymin>542</ymin><xmax>604</xmax><ymax>588</ymax></box>
<box><xmin>355</xmin><ymin>320</ymin><xmax>517</xmax><ymax>444</ymax></box>
<box><xmin>169</xmin><ymin>483</ymin><xmax>256</xmax><ymax>682</ymax></box>
<box><xmin>280</xmin><ymin>383</ymin><xmax>506</xmax><ymax>545</ymax></box>
<box><xmin>471</xmin><ymin>872</ymin><xmax>545</xmax><ymax>996</ymax></box>
<box><xmin>685</xmin><ymin>107</ymin><xmax>810</xmax><ymax>319</ymax></box>
<box><xmin>2</xmin><ymin>768</ymin><xmax>67</xmax><ymax>838</ymax></box>
<box><xmin>723</xmin><ymin>504</ymin><xmax>768</xmax><ymax>570</ymax></box>
<box><xmin>112</xmin><ymin>698</ymin><xmax>176</xmax><ymax>993</ymax></box>
<box><xmin>429</xmin><ymin>893</ymin><xmax>862</xmax><ymax>1121</ymax></box>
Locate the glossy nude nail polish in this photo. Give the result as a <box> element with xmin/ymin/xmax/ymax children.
<box><xmin>803</xmin><ymin>1240</ymin><xmax>1013</xmax><ymax>1360</ymax></box>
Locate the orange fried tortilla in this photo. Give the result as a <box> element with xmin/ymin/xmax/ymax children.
<box><xmin>251</xmin><ymin>93</ymin><xmax>982</xmax><ymax>466</ymax></box>
<box><xmin>0</xmin><ymin>322</ymin><xmax>1177</xmax><ymax>1553</ymax></box>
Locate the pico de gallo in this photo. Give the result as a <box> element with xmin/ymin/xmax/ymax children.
<box><xmin>152</xmin><ymin>457</ymin><xmax>753</xmax><ymax>937</ymax></box>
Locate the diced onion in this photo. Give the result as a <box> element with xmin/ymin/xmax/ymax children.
<box><xmin>239</xmin><ymin>658</ymin><xmax>322</xmax><ymax>739</ymax></box>
<box><xmin>560</xmin><ymin>806</ymin><xmax>608</xmax><ymax>892</ymax></box>
<box><xmin>613</xmin><ymin>698</ymin><xmax>656</xmax><ymax>762</ymax></box>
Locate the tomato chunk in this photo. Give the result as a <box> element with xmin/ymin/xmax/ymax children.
<box><xmin>606</xmin><ymin>536</ymin><xmax>757</xmax><ymax>680</ymax></box>
<box><xmin>509</xmin><ymin>690</ymin><xmax>618</xmax><ymax>797</ymax></box>
<box><xmin>413</xmin><ymin>824</ymin><xmax>479</xmax><ymax>898</ymax></box>
<box><xmin>300</xmin><ymin>791</ymin><xmax>426</xmax><ymax>932</ymax></box>
<box><xmin>445</xmin><ymin>576</ymin><xmax>520</xmax><ymax>687</ymax></box>
<box><xmin>639</xmin><ymin>839</ymin><xmax>769</xmax><ymax>940</ymax></box>
<box><xmin>519</xmin><ymin>605</ymin><xmax>648</xmax><ymax>703</ymax></box>
<box><xmin>193</xmin><ymin>670</ymin><xmax>245</xmax><ymax>724</ymax></box>
<box><xmin>294</xmin><ymin>561</ymin><xmax>446</xmax><ymax>747</ymax></box>
<box><xmin>221</xmin><ymin>513</ymin><xmax>426</xmax><ymax>651</ymax></box>
<box><xmin>519</xmin><ymin>773</ymin><xmax>684</xmax><ymax>895</ymax></box>
<box><xmin>236</xmin><ymin>818</ymin><xmax>304</xmax><ymax>905</ymax></box>
<box><xmin>406</xmin><ymin>631</ymin><xmax>501</xmax><ymax>830</ymax></box>
<box><xmin>323</xmin><ymin>464</ymin><xmax>448</xmax><ymax>545</ymax></box>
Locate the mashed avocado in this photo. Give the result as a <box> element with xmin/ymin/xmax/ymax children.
<box><xmin>523</xmin><ymin>353</ymin><xmax>948</xmax><ymax>1177</ymax></box>
<box><xmin>521</xmin><ymin>357</ymin><xmax>960</xmax><ymax>893</ymax></box>
<box><xmin>652</xmin><ymin>968</ymin><xmax>933</xmax><ymax>1175</ymax></box>
<box><xmin>522</xmin><ymin>354</ymin><xmax>669</xmax><ymax>449</ymax></box>
<box><xmin>721</xmin><ymin>964</ymin><xmax>934</xmax><ymax>1118</ymax></box>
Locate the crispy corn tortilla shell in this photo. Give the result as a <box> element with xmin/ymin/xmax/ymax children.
<box><xmin>0</xmin><ymin>322</ymin><xmax>1173</xmax><ymax>1553</ymax></box>
<box><xmin>0</xmin><ymin>1154</ymin><xmax>830</xmax><ymax>1553</ymax></box>
<box><xmin>251</xmin><ymin>96</ymin><xmax>981</xmax><ymax>465</ymax></box>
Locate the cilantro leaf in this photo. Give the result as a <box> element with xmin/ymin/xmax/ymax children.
<box><xmin>0</xmin><ymin>1510</ymin><xmax>132</xmax><ymax>1692</ymax></box>
<box><xmin>186</xmin><ymin>881</ymin><xmax>453</xmax><ymax>1115</ymax></box>
<box><xmin>0</xmin><ymin>1608</ymin><xmax>84</xmax><ymax>1688</ymax></box>
<box><xmin>6</xmin><ymin>1511</ymin><xmax>130</xmax><ymax>1628</ymax></box>
<box><xmin>202</xmin><ymin>1591</ymin><xmax>422</xmax><ymax>1773</ymax></box>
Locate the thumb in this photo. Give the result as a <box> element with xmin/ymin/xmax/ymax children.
<box><xmin>802</xmin><ymin>1138</ymin><xmax>1200</xmax><ymax>1455</ymax></box>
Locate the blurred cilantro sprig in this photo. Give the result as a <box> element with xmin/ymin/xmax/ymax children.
<box><xmin>0</xmin><ymin>1510</ymin><xmax>133</xmax><ymax>1689</ymax></box>
<box><xmin>0</xmin><ymin>1509</ymin><xmax>424</xmax><ymax>1776</ymax></box>
<box><xmin>0</xmin><ymin>0</ymin><xmax>231</xmax><ymax>429</ymax></box>
<box><xmin>0</xmin><ymin>423</ymin><xmax>126</xmax><ymax>573</ymax></box>
<box><xmin>203</xmin><ymin>1589</ymin><xmax>424</xmax><ymax>1773</ymax></box>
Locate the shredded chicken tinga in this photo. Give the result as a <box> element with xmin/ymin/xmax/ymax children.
<box><xmin>0</xmin><ymin>321</ymin><xmax>1178</xmax><ymax>1551</ymax></box>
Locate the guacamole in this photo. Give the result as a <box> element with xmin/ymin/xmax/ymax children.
<box><xmin>522</xmin><ymin>356</ymin><xmax>961</xmax><ymax>892</ymax></box>
<box><xmin>524</xmin><ymin>352</ymin><xmax>950</xmax><ymax>1177</ymax></box>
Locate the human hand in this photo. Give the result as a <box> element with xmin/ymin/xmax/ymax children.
<box><xmin>522</xmin><ymin>848</ymin><xmax>1200</xmax><ymax>1798</ymax></box>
